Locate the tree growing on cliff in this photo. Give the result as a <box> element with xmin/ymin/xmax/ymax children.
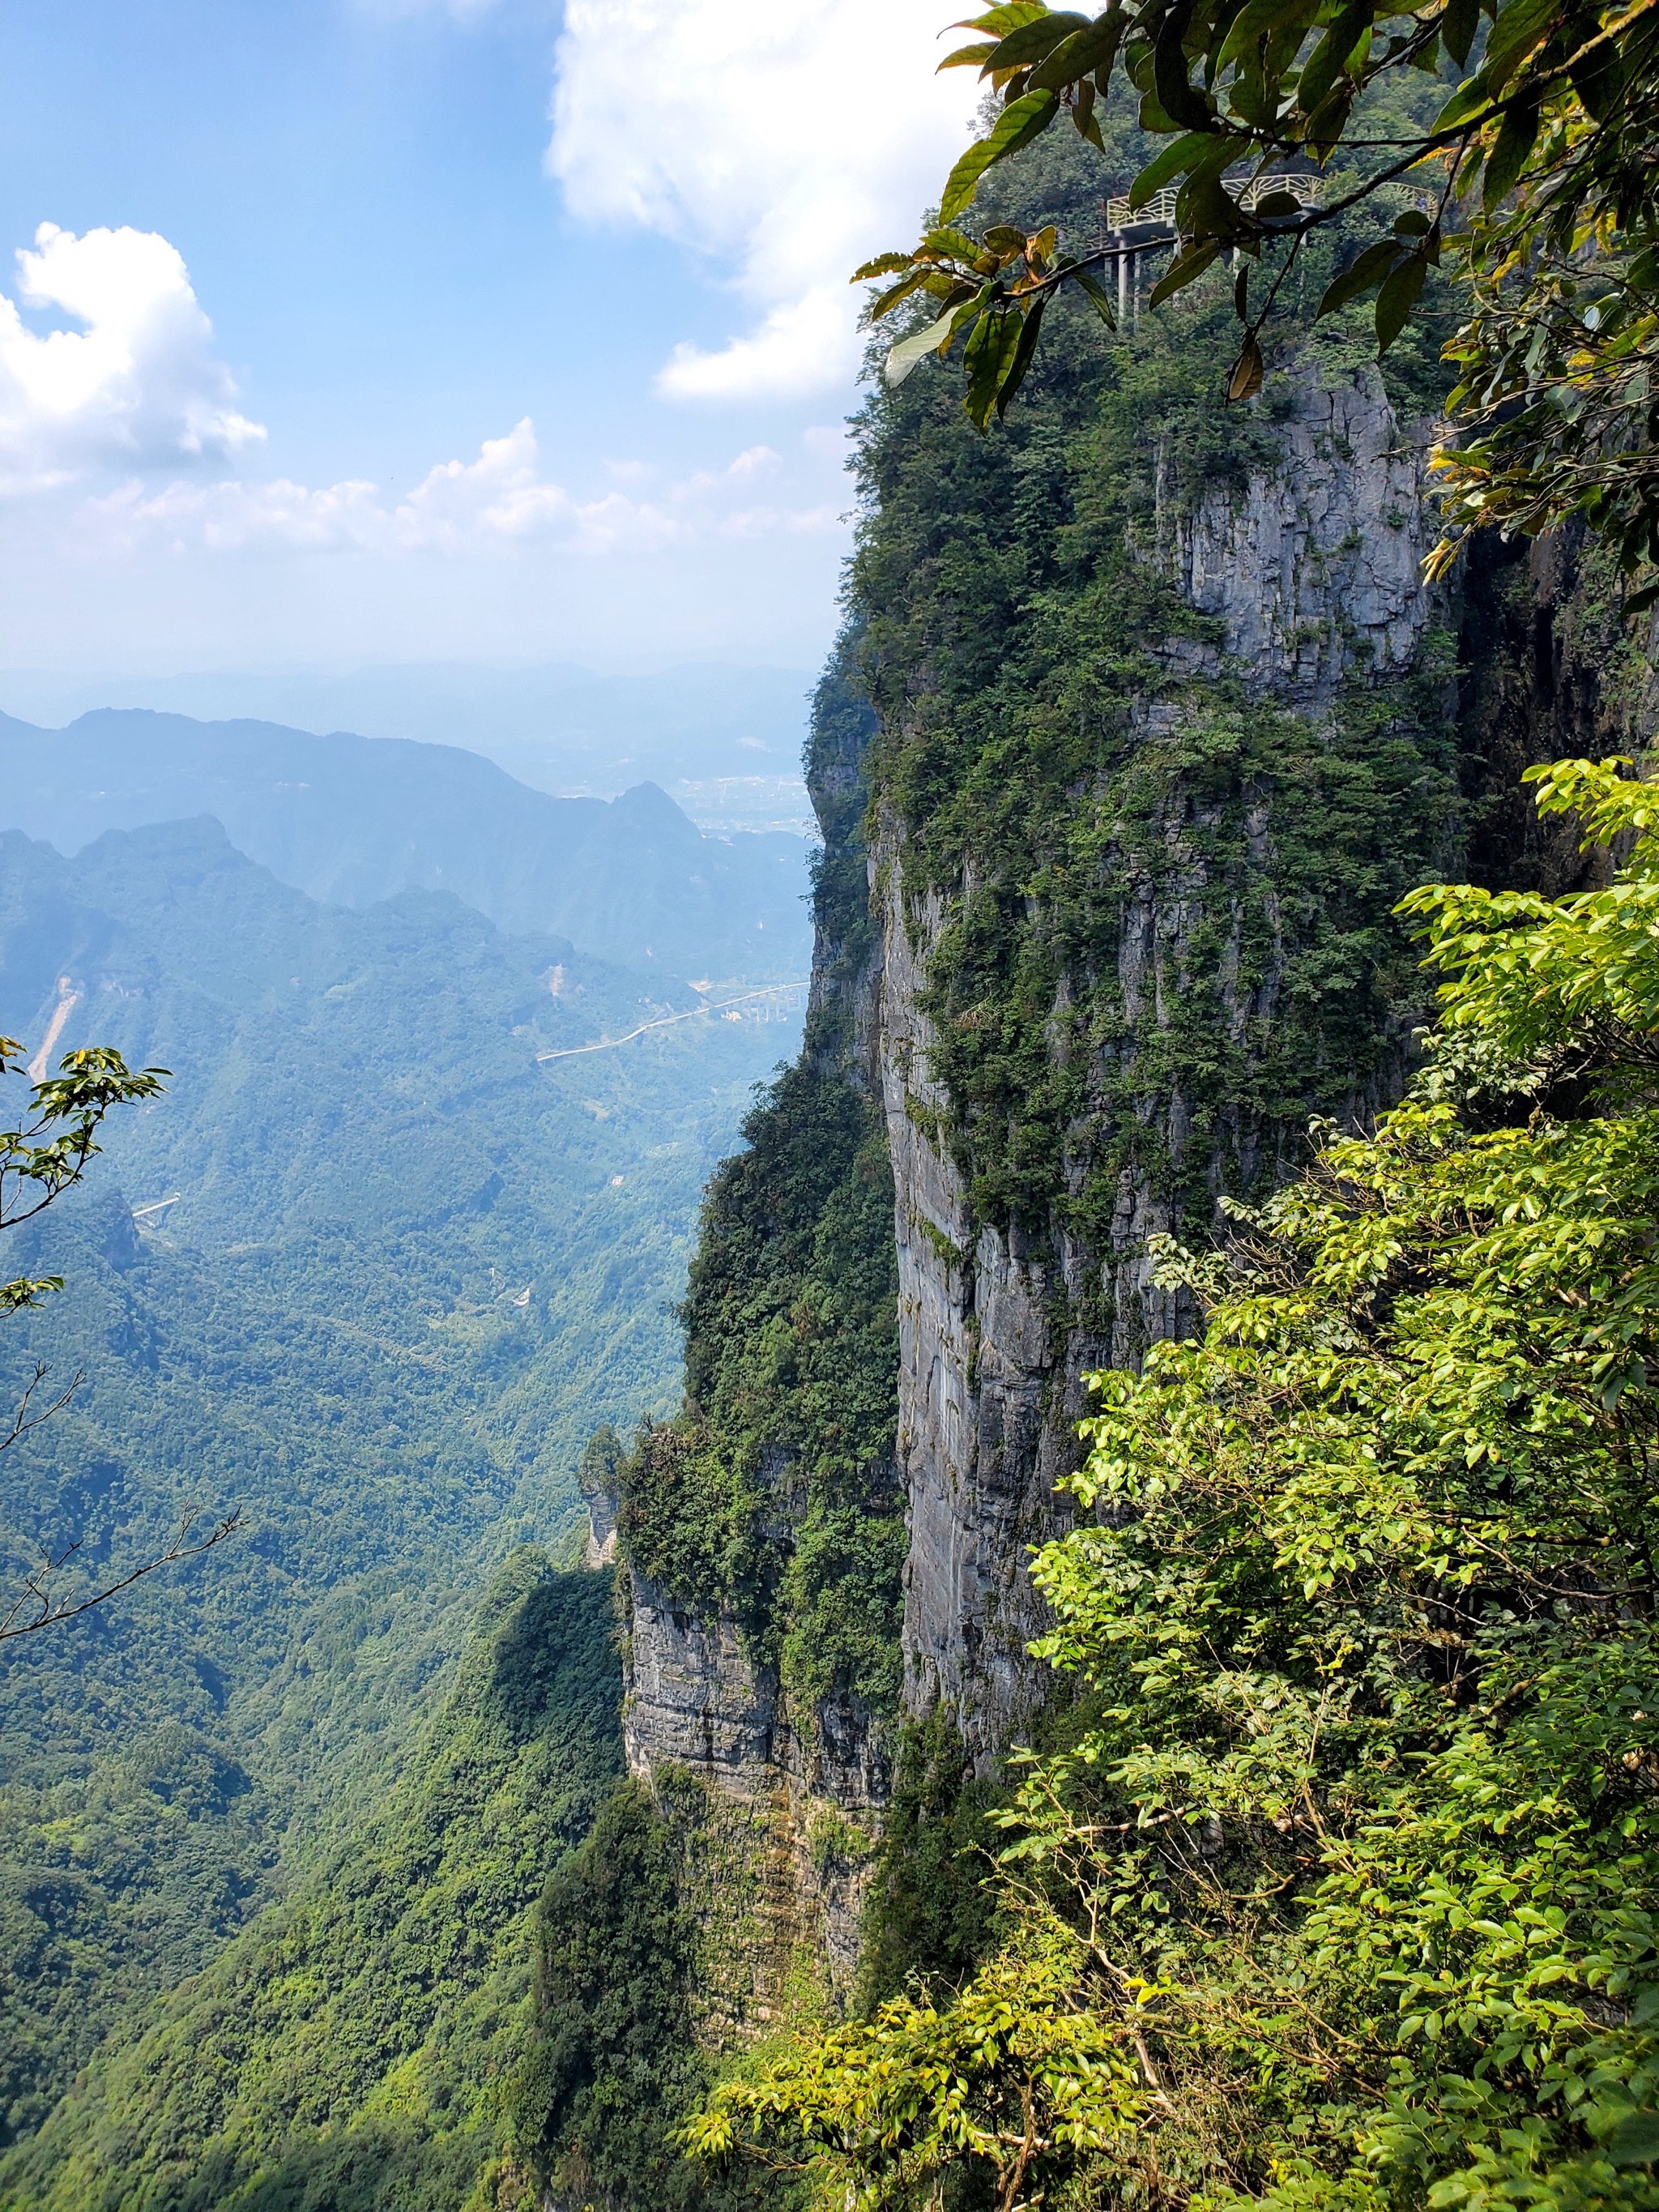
<box><xmin>688</xmin><ymin>752</ymin><xmax>1659</xmax><ymax>2210</ymax></box>
<box><xmin>867</xmin><ymin>0</ymin><xmax>1659</xmax><ymax>590</ymax></box>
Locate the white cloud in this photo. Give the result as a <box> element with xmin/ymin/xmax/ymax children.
<box><xmin>547</xmin><ymin>0</ymin><xmax>982</xmax><ymax>401</ymax></box>
<box><xmin>76</xmin><ymin>420</ymin><xmax>836</xmax><ymax>558</ymax></box>
<box><xmin>0</xmin><ymin>223</ymin><xmax>264</xmax><ymax>491</ymax></box>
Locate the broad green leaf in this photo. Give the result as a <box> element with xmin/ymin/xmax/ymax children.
<box><xmin>938</xmin><ymin>41</ymin><xmax>1000</xmax><ymax>70</ymax></box>
<box><xmin>1375</xmin><ymin>249</ymin><xmax>1427</xmax><ymax>349</ymax></box>
<box><xmin>1317</xmin><ymin>237</ymin><xmax>1404</xmax><ymax>314</ymax></box>
<box><xmin>919</xmin><ymin>225</ymin><xmax>983</xmax><ymax>261</ymax></box>
<box><xmin>1570</xmin><ymin>40</ymin><xmax>1627</xmax><ymax>118</ymax></box>
<box><xmin>1434</xmin><ymin>70</ymin><xmax>1495</xmax><ymax>127</ymax></box>
<box><xmin>997</xmin><ymin>296</ymin><xmax>1047</xmax><ymax>416</ymax></box>
<box><xmin>1441</xmin><ymin>0</ymin><xmax>1480</xmax><ymax>65</ymax></box>
<box><xmin>1179</xmin><ymin>161</ymin><xmax>1249</xmax><ymax>237</ymax></box>
<box><xmin>851</xmin><ymin>251</ymin><xmax>913</xmax><ymax>282</ymax></box>
<box><xmin>1610</xmin><ymin>2112</ymin><xmax>1659</xmax><ymax>2165</ymax></box>
<box><xmin>1483</xmin><ymin>0</ymin><xmax>1561</xmax><ymax>88</ymax></box>
<box><xmin>1069</xmin><ymin>264</ymin><xmax>1119</xmax><ymax>323</ymax></box>
<box><xmin>885</xmin><ymin>288</ymin><xmax>988</xmax><ymax>386</ymax></box>
<box><xmin>1297</xmin><ymin>0</ymin><xmax>1374</xmax><ymax>116</ymax></box>
<box><xmin>982</xmin><ymin>10</ymin><xmax>1090</xmax><ymax>73</ymax></box>
<box><xmin>1029</xmin><ymin>8</ymin><xmax>1127</xmax><ymax>88</ymax></box>
<box><xmin>940</xmin><ymin>90</ymin><xmax>1060</xmax><ymax>220</ymax></box>
<box><xmin>1072</xmin><ymin>73</ymin><xmax>1108</xmax><ymax>145</ymax></box>
<box><xmin>1149</xmin><ymin>235</ymin><xmax>1223</xmax><ymax>305</ymax></box>
<box><xmin>1228</xmin><ymin>333</ymin><xmax>1265</xmax><ymax>397</ymax></box>
<box><xmin>1138</xmin><ymin>83</ymin><xmax>1183</xmax><ymax>128</ymax></box>
<box><xmin>868</xmin><ymin>268</ymin><xmax>937</xmax><ymax>320</ymax></box>
<box><xmin>1217</xmin><ymin>0</ymin><xmax>1321</xmax><ymax>74</ymax></box>
<box><xmin>949</xmin><ymin>2</ymin><xmax>1049</xmax><ymax>32</ymax></box>
<box><xmin>1154</xmin><ymin>0</ymin><xmax>1220</xmax><ymax>125</ymax></box>
<box><xmin>1483</xmin><ymin>91</ymin><xmax>1541</xmax><ymax>207</ymax></box>
<box><xmin>964</xmin><ymin>304</ymin><xmax>1026</xmax><ymax>426</ymax></box>
<box><xmin>1128</xmin><ymin>129</ymin><xmax>1220</xmax><ymax>205</ymax></box>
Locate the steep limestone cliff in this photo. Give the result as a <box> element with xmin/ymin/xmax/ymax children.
<box><xmin>612</xmin><ymin>335</ymin><xmax>1478</xmax><ymax>1957</ymax></box>
<box><xmin>884</xmin><ymin>357</ymin><xmax>1445</xmax><ymax>1766</ymax></box>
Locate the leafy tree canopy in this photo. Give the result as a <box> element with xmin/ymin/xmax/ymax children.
<box><xmin>689</xmin><ymin>754</ymin><xmax>1659</xmax><ymax>2210</ymax></box>
<box><xmin>868</xmin><ymin>0</ymin><xmax>1659</xmax><ymax>589</ymax></box>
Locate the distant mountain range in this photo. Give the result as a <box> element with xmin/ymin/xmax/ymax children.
<box><xmin>0</xmin><ymin>812</ymin><xmax>804</xmax><ymax>2141</ymax></box>
<box><xmin>0</xmin><ymin>708</ymin><xmax>813</xmax><ymax>982</ymax></box>
<box><xmin>0</xmin><ymin>662</ymin><xmax>817</xmax><ymax>835</ymax></box>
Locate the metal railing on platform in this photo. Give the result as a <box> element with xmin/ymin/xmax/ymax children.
<box><xmin>1102</xmin><ymin>172</ymin><xmax>1323</xmax><ymax>233</ymax></box>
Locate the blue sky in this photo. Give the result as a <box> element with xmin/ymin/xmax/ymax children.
<box><xmin>0</xmin><ymin>0</ymin><xmax>980</xmax><ymax>682</ymax></box>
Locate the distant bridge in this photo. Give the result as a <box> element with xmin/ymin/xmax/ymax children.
<box><xmin>1100</xmin><ymin>171</ymin><xmax>1324</xmax><ymax>323</ymax></box>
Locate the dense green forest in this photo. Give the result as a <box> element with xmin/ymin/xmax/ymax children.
<box><xmin>0</xmin><ymin>817</ymin><xmax>801</xmax><ymax>2157</ymax></box>
<box><xmin>3</xmin><ymin>1549</ymin><xmax>621</xmax><ymax>2211</ymax></box>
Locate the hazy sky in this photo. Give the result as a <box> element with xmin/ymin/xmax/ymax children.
<box><xmin>0</xmin><ymin>0</ymin><xmax>980</xmax><ymax>681</ymax></box>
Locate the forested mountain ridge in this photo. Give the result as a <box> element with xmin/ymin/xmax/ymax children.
<box><xmin>0</xmin><ymin>817</ymin><xmax>802</xmax><ymax>2154</ymax></box>
<box><xmin>0</xmin><ymin>661</ymin><xmax>816</xmax><ymax>836</ymax></box>
<box><xmin>0</xmin><ymin>709</ymin><xmax>812</xmax><ymax>980</ymax></box>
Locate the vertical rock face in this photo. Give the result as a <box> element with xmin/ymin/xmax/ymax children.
<box><xmin>878</xmin><ymin>859</ymin><xmax>1102</xmax><ymax>1767</ymax></box>
<box><xmin>1173</xmin><ymin>367</ymin><xmax>1435</xmax><ymax>700</ymax></box>
<box><xmin>882</xmin><ymin>361</ymin><xmax>1437</xmax><ymax>1768</ymax></box>
<box><xmin>619</xmin><ymin>353</ymin><xmax>1572</xmax><ymax>1966</ymax></box>
<box><xmin>621</xmin><ymin>1576</ymin><xmax>885</xmax><ymax>2016</ymax></box>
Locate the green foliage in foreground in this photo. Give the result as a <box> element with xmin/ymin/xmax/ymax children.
<box><xmin>0</xmin><ymin>1036</ymin><xmax>163</xmax><ymax>1320</ymax></box>
<box><xmin>869</xmin><ymin>0</ymin><xmax>1659</xmax><ymax>594</ymax></box>
<box><xmin>0</xmin><ymin>1552</ymin><xmax>621</xmax><ymax>2212</ymax></box>
<box><xmin>692</xmin><ymin>754</ymin><xmax>1659</xmax><ymax>2210</ymax></box>
<box><xmin>854</xmin><ymin>1705</ymin><xmax>1001</xmax><ymax>2014</ymax></box>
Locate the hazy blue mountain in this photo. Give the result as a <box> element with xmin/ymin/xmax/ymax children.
<box><xmin>0</xmin><ymin>708</ymin><xmax>812</xmax><ymax>981</ymax></box>
<box><xmin>0</xmin><ymin>816</ymin><xmax>804</xmax><ymax>2140</ymax></box>
<box><xmin>0</xmin><ymin>663</ymin><xmax>817</xmax><ymax>834</ymax></box>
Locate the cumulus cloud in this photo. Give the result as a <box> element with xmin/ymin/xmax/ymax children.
<box><xmin>0</xmin><ymin>223</ymin><xmax>264</xmax><ymax>490</ymax></box>
<box><xmin>547</xmin><ymin>0</ymin><xmax>982</xmax><ymax>401</ymax></box>
<box><xmin>79</xmin><ymin>420</ymin><xmax>838</xmax><ymax>558</ymax></box>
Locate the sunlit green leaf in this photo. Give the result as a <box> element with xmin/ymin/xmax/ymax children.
<box><xmin>981</xmin><ymin>9</ymin><xmax>1090</xmax><ymax>73</ymax></box>
<box><xmin>1483</xmin><ymin>92</ymin><xmax>1542</xmax><ymax>208</ymax></box>
<box><xmin>940</xmin><ymin>90</ymin><xmax>1060</xmax><ymax>220</ymax></box>
<box><xmin>1317</xmin><ymin>237</ymin><xmax>1405</xmax><ymax>315</ymax></box>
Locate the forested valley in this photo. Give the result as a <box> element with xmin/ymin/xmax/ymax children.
<box><xmin>0</xmin><ymin>748</ymin><xmax>807</xmax><ymax>2206</ymax></box>
<box><xmin>9</xmin><ymin>0</ymin><xmax>1659</xmax><ymax>2207</ymax></box>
